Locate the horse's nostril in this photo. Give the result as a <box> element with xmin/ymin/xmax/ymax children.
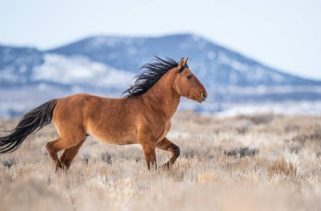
<box><xmin>202</xmin><ymin>92</ymin><xmax>207</xmax><ymax>99</ymax></box>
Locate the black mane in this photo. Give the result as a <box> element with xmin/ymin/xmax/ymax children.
<box><xmin>123</xmin><ymin>57</ymin><xmax>184</xmax><ymax>97</ymax></box>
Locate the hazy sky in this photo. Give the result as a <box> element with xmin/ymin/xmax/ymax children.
<box><xmin>1</xmin><ymin>0</ymin><xmax>321</xmax><ymax>79</ymax></box>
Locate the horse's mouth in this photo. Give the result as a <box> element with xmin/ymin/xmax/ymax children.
<box><xmin>197</xmin><ymin>97</ymin><xmax>206</xmax><ymax>103</ymax></box>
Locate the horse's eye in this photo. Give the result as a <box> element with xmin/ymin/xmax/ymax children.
<box><xmin>186</xmin><ymin>75</ymin><xmax>192</xmax><ymax>80</ymax></box>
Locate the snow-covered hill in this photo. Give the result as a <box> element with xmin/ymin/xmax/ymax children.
<box><xmin>1</xmin><ymin>34</ymin><xmax>321</xmax><ymax>117</ymax></box>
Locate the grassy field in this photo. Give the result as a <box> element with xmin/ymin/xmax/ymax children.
<box><xmin>0</xmin><ymin>112</ymin><xmax>321</xmax><ymax>211</ymax></box>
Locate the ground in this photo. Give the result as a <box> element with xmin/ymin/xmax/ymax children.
<box><xmin>0</xmin><ymin>112</ymin><xmax>321</xmax><ymax>211</ymax></box>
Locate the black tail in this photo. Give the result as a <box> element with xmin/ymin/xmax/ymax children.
<box><xmin>0</xmin><ymin>99</ymin><xmax>57</xmax><ymax>153</ymax></box>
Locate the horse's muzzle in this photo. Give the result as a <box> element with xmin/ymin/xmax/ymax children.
<box><xmin>199</xmin><ymin>91</ymin><xmax>207</xmax><ymax>102</ymax></box>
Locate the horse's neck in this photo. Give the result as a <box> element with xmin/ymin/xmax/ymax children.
<box><xmin>141</xmin><ymin>70</ymin><xmax>180</xmax><ymax>120</ymax></box>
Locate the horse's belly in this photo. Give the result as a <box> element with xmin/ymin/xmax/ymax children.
<box><xmin>91</xmin><ymin>133</ymin><xmax>137</xmax><ymax>145</ymax></box>
<box><xmin>87</xmin><ymin>126</ymin><xmax>137</xmax><ymax>145</ymax></box>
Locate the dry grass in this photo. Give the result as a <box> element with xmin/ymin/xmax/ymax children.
<box><xmin>0</xmin><ymin>112</ymin><xmax>321</xmax><ymax>211</ymax></box>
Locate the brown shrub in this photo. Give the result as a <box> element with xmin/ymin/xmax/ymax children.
<box><xmin>268</xmin><ymin>158</ymin><xmax>297</xmax><ymax>177</ymax></box>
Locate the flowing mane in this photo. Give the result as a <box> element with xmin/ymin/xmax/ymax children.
<box><xmin>123</xmin><ymin>57</ymin><xmax>186</xmax><ymax>97</ymax></box>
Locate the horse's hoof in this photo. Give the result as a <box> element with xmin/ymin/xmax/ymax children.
<box><xmin>160</xmin><ymin>163</ymin><xmax>171</xmax><ymax>170</ymax></box>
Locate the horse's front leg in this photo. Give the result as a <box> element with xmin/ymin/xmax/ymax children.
<box><xmin>142</xmin><ymin>143</ymin><xmax>157</xmax><ymax>170</ymax></box>
<box><xmin>137</xmin><ymin>128</ymin><xmax>157</xmax><ymax>170</ymax></box>
<box><xmin>156</xmin><ymin>137</ymin><xmax>180</xmax><ymax>169</ymax></box>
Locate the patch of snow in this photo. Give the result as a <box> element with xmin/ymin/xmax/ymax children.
<box><xmin>87</xmin><ymin>36</ymin><xmax>143</xmax><ymax>50</ymax></box>
<box><xmin>213</xmin><ymin>85</ymin><xmax>321</xmax><ymax>95</ymax></box>
<box><xmin>33</xmin><ymin>54</ymin><xmax>134</xmax><ymax>88</ymax></box>
<box><xmin>218</xmin><ymin>52</ymin><xmax>249</xmax><ymax>73</ymax></box>
<box><xmin>207</xmin><ymin>51</ymin><xmax>216</xmax><ymax>60</ymax></box>
<box><xmin>216</xmin><ymin>101</ymin><xmax>321</xmax><ymax>117</ymax></box>
<box><xmin>88</xmin><ymin>37</ymin><xmax>119</xmax><ymax>48</ymax></box>
<box><xmin>0</xmin><ymin>67</ymin><xmax>20</xmax><ymax>82</ymax></box>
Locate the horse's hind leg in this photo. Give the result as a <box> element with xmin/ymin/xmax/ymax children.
<box><xmin>46</xmin><ymin>133</ymin><xmax>86</xmax><ymax>171</ymax></box>
<box><xmin>60</xmin><ymin>139</ymin><xmax>86</xmax><ymax>169</ymax></box>
<box><xmin>46</xmin><ymin>138</ymin><xmax>67</xmax><ymax>170</ymax></box>
<box><xmin>156</xmin><ymin>137</ymin><xmax>180</xmax><ymax>169</ymax></box>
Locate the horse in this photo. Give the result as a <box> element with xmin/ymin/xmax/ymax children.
<box><xmin>0</xmin><ymin>57</ymin><xmax>207</xmax><ymax>170</ymax></box>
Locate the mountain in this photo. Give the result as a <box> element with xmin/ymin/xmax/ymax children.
<box><xmin>49</xmin><ymin>34</ymin><xmax>321</xmax><ymax>87</ymax></box>
<box><xmin>1</xmin><ymin>33</ymin><xmax>321</xmax><ymax>116</ymax></box>
<box><xmin>0</xmin><ymin>45</ymin><xmax>43</xmax><ymax>87</ymax></box>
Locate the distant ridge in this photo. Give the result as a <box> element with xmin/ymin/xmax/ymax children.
<box><xmin>1</xmin><ymin>33</ymin><xmax>321</xmax><ymax>116</ymax></box>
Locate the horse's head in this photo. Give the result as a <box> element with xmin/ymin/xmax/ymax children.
<box><xmin>174</xmin><ymin>57</ymin><xmax>207</xmax><ymax>103</ymax></box>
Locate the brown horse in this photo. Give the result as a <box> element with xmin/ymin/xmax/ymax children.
<box><xmin>0</xmin><ymin>57</ymin><xmax>207</xmax><ymax>170</ymax></box>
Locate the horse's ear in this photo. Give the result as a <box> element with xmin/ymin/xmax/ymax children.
<box><xmin>177</xmin><ymin>57</ymin><xmax>188</xmax><ymax>73</ymax></box>
<box><xmin>178</xmin><ymin>57</ymin><xmax>185</xmax><ymax>69</ymax></box>
<box><xmin>178</xmin><ymin>57</ymin><xmax>188</xmax><ymax>72</ymax></box>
